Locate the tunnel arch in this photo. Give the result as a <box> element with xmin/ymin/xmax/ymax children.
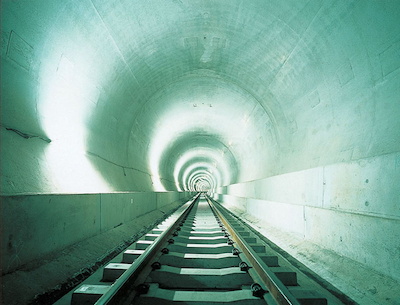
<box><xmin>1</xmin><ymin>2</ymin><xmax>400</xmax><ymax>304</ymax></box>
<box><xmin>3</xmin><ymin>0</ymin><xmax>395</xmax><ymax>194</ymax></box>
<box><xmin>125</xmin><ymin>73</ymin><xmax>278</xmax><ymax>191</ymax></box>
<box><xmin>2</xmin><ymin>1</ymin><xmax>399</xmax><ymax>194</ymax></box>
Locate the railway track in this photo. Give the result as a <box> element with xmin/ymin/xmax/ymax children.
<box><xmin>56</xmin><ymin>193</ymin><xmax>347</xmax><ymax>305</ymax></box>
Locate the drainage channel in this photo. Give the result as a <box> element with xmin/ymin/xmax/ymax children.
<box><xmin>56</xmin><ymin>194</ymin><xmax>345</xmax><ymax>305</ymax></box>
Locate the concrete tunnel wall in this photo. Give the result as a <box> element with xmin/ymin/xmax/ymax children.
<box><xmin>1</xmin><ymin>0</ymin><xmax>400</xmax><ymax>303</ymax></box>
<box><xmin>1</xmin><ymin>191</ymin><xmax>195</xmax><ymax>275</ymax></box>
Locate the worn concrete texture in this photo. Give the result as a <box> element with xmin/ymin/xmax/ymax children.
<box><xmin>1</xmin><ymin>1</ymin><xmax>399</xmax><ymax>304</ymax></box>
<box><xmin>222</xmin><ymin>203</ymin><xmax>400</xmax><ymax>305</ymax></box>
<box><xmin>1</xmin><ymin>191</ymin><xmax>194</xmax><ymax>275</ymax></box>
<box><xmin>213</xmin><ymin>152</ymin><xmax>400</xmax><ymax>279</ymax></box>
<box><xmin>212</xmin><ymin>151</ymin><xmax>400</xmax><ymax>304</ymax></box>
<box><xmin>1</xmin><ymin>1</ymin><xmax>399</xmax><ymax>195</ymax></box>
<box><xmin>1</xmin><ymin>194</ymin><xmax>194</xmax><ymax>305</ymax></box>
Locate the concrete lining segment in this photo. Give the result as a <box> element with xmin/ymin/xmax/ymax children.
<box><xmin>0</xmin><ymin>191</ymin><xmax>191</xmax><ymax>274</ymax></box>
<box><xmin>1</xmin><ymin>1</ymin><xmax>399</xmax><ymax>304</ymax></box>
<box><xmin>4</xmin><ymin>0</ymin><xmax>399</xmax><ymax>195</ymax></box>
<box><xmin>1</xmin><ymin>193</ymin><xmax>195</xmax><ymax>305</ymax></box>
<box><xmin>212</xmin><ymin>196</ymin><xmax>400</xmax><ymax>305</ymax></box>
<box><xmin>213</xmin><ymin>155</ymin><xmax>400</xmax><ymax>282</ymax></box>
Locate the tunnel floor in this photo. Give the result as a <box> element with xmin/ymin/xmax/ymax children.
<box><xmin>55</xmin><ymin>195</ymin><xmax>348</xmax><ymax>305</ymax></box>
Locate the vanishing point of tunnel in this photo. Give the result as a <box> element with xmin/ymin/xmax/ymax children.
<box><xmin>1</xmin><ymin>1</ymin><xmax>399</xmax><ymax>305</ymax></box>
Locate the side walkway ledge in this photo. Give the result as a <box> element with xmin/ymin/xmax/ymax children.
<box><xmin>0</xmin><ymin>191</ymin><xmax>196</xmax><ymax>305</ymax></box>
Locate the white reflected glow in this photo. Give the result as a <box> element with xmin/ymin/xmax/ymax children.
<box><xmin>192</xmin><ymin>174</ymin><xmax>214</xmax><ymax>192</ymax></box>
<box><xmin>44</xmin><ymin>139</ymin><xmax>111</xmax><ymax>193</ymax></box>
<box><xmin>151</xmin><ymin>173</ymin><xmax>165</xmax><ymax>191</ymax></box>
<box><xmin>183</xmin><ymin>164</ymin><xmax>214</xmax><ymax>190</ymax></box>
<box><xmin>193</xmin><ymin>179</ymin><xmax>211</xmax><ymax>191</ymax></box>
<box><xmin>182</xmin><ymin>162</ymin><xmax>220</xmax><ymax>191</ymax></box>
<box><xmin>38</xmin><ymin>54</ymin><xmax>111</xmax><ymax>192</ymax></box>
<box><xmin>188</xmin><ymin>171</ymin><xmax>214</xmax><ymax>191</ymax></box>
<box><xmin>146</xmin><ymin>75</ymin><xmax>275</xmax><ymax>191</ymax></box>
<box><xmin>173</xmin><ymin>148</ymin><xmax>229</xmax><ymax>191</ymax></box>
<box><xmin>148</xmin><ymin>84</ymin><xmax>246</xmax><ymax>191</ymax></box>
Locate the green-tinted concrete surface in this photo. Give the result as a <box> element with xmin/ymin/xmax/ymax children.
<box><xmin>1</xmin><ymin>1</ymin><xmax>399</xmax><ymax>304</ymax></box>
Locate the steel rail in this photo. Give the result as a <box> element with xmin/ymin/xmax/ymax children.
<box><xmin>206</xmin><ymin>196</ymin><xmax>301</xmax><ymax>305</ymax></box>
<box><xmin>94</xmin><ymin>193</ymin><xmax>201</xmax><ymax>305</ymax></box>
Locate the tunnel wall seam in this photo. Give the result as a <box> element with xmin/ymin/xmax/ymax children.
<box><xmin>212</xmin><ymin>151</ymin><xmax>400</xmax><ymax>281</ymax></box>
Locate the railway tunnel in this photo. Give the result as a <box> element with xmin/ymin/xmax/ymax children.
<box><xmin>1</xmin><ymin>1</ymin><xmax>399</xmax><ymax>304</ymax></box>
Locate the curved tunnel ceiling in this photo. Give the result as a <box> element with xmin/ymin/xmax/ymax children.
<box><xmin>1</xmin><ymin>1</ymin><xmax>399</xmax><ymax>193</ymax></box>
<box><xmin>131</xmin><ymin>73</ymin><xmax>275</xmax><ymax>191</ymax></box>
